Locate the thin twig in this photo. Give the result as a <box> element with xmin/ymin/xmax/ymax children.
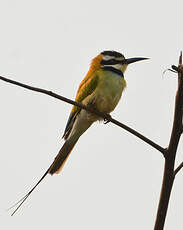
<box><xmin>174</xmin><ymin>162</ymin><xmax>183</xmax><ymax>176</ymax></box>
<box><xmin>0</xmin><ymin>75</ymin><xmax>165</xmax><ymax>154</ymax></box>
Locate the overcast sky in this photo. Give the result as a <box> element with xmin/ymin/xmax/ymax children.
<box><xmin>0</xmin><ymin>0</ymin><xmax>183</xmax><ymax>229</ymax></box>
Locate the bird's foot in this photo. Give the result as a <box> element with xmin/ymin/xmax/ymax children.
<box><xmin>103</xmin><ymin>113</ymin><xmax>112</xmax><ymax>124</ymax></box>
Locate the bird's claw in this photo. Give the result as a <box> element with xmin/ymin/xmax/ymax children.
<box><xmin>104</xmin><ymin>119</ymin><xmax>110</xmax><ymax>124</ymax></box>
<box><xmin>103</xmin><ymin>114</ymin><xmax>112</xmax><ymax>124</ymax></box>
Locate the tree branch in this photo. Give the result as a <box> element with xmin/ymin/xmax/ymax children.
<box><xmin>154</xmin><ymin>52</ymin><xmax>183</xmax><ymax>230</ymax></box>
<box><xmin>0</xmin><ymin>75</ymin><xmax>165</xmax><ymax>154</ymax></box>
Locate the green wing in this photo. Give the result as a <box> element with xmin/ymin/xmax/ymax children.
<box><xmin>63</xmin><ymin>72</ymin><xmax>99</xmax><ymax>139</ymax></box>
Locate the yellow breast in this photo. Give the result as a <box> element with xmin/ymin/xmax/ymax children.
<box><xmin>94</xmin><ymin>69</ymin><xmax>126</xmax><ymax>113</ymax></box>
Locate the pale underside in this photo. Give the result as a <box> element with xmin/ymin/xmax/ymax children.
<box><xmin>68</xmin><ymin>70</ymin><xmax>126</xmax><ymax>140</ymax></box>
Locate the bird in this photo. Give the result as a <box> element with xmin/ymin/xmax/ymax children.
<box><xmin>10</xmin><ymin>50</ymin><xmax>148</xmax><ymax>215</ymax></box>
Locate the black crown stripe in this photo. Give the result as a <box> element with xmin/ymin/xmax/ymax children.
<box><xmin>101</xmin><ymin>51</ymin><xmax>124</xmax><ymax>58</ymax></box>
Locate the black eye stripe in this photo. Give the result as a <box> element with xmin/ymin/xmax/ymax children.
<box><xmin>101</xmin><ymin>59</ymin><xmax>122</xmax><ymax>65</ymax></box>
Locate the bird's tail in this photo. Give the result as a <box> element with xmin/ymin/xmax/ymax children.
<box><xmin>49</xmin><ymin>136</ymin><xmax>79</xmax><ymax>175</ymax></box>
<box><xmin>9</xmin><ymin>115</ymin><xmax>93</xmax><ymax>215</ymax></box>
<box><xmin>9</xmin><ymin>136</ymin><xmax>79</xmax><ymax>215</ymax></box>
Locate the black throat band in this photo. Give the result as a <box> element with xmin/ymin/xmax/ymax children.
<box><xmin>102</xmin><ymin>66</ymin><xmax>124</xmax><ymax>77</ymax></box>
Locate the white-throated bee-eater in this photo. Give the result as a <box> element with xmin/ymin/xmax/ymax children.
<box><xmin>11</xmin><ymin>50</ymin><xmax>148</xmax><ymax>215</ymax></box>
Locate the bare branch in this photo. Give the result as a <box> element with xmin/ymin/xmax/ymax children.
<box><xmin>0</xmin><ymin>75</ymin><xmax>165</xmax><ymax>154</ymax></box>
<box><xmin>154</xmin><ymin>52</ymin><xmax>183</xmax><ymax>230</ymax></box>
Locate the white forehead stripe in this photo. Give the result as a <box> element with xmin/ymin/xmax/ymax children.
<box><xmin>102</xmin><ymin>55</ymin><xmax>114</xmax><ymax>61</ymax></box>
<box><xmin>102</xmin><ymin>55</ymin><xmax>124</xmax><ymax>61</ymax></box>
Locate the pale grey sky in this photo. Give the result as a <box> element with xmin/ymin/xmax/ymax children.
<box><xmin>0</xmin><ymin>0</ymin><xmax>183</xmax><ymax>229</ymax></box>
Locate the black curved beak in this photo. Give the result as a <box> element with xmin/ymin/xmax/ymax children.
<box><xmin>122</xmin><ymin>57</ymin><xmax>149</xmax><ymax>65</ymax></box>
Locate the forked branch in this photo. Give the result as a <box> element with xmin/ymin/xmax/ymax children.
<box><xmin>154</xmin><ymin>52</ymin><xmax>183</xmax><ymax>230</ymax></box>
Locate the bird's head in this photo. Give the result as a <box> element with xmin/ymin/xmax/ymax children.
<box><xmin>90</xmin><ymin>50</ymin><xmax>148</xmax><ymax>76</ymax></box>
